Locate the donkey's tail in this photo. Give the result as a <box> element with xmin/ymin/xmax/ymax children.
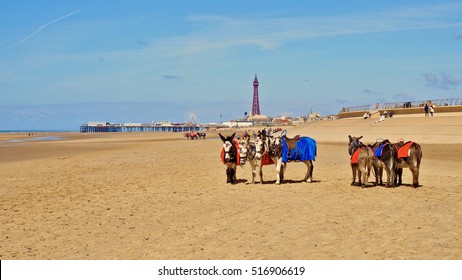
<box><xmin>366</xmin><ymin>147</ymin><xmax>374</xmax><ymax>179</ymax></box>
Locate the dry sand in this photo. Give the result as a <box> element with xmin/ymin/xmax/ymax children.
<box><xmin>1</xmin><ymin>113</ymin><xmax>461</xmax><ymax>259</ymax></box>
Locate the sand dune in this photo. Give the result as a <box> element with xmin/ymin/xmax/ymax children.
<box><xmin>0</xmin><ymin>114</ymin><xmax>461</xmax><ymax>259</ymax></box>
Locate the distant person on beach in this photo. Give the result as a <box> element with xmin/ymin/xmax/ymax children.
<box><xmin>424</xmin><ymin>104</ymin><xmax>429</xmax><ymax>117</ymax></box>
<box><xmin>430</xmin><ymin>105</ymin><xmax>435</xmax><ymax>117</ymax></box>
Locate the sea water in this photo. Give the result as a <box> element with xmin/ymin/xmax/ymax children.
<box><xmin>0</xmin><ymin>130</ymin><xmax>74</xmax><ymax>144</ymax></box>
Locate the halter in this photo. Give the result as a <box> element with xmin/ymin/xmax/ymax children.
<box><xmin>349</xmin><ymin>139</ymin><xmax>364</xmax><ymax>156</ymax></box>
<box><xmin>238</xmin><ymin>142</ymin><xmax>256</xmax><ymax>164</ymax></box>
<box><xmin>267</xmin><ymin>136</ymin><xmax>281</xmax><ymax>157</ymax></box>
<box><xmin>223</xmin><ymin>140</ymin><xmax>237</xmax><ymax>162</ymax></box>
<box><xmin>254</xmin><ymin>138</ymin><xmax>266</xmax><ymax>160</ymax></box>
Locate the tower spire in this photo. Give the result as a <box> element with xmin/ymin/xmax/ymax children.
<box><xmin>252</xmin><ymin>74</ymin><xmax>260</xmax><ymax>116</ymax></box>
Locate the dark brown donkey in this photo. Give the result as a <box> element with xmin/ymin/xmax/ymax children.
<box><xmin>219</xmin><ymin>133</ymin><xmax>239</xmax><ymax>184</ymax></box>
<box><xmin>371</xmin><ymin>139</ymin><xmax>398</xmax><ymax>187</ymax></box>
<box><xmin>394</xmin><ymin>140</ymin><xmax>422</xmax><ymax>188</ymax></box>
<box><xmin>348</xmin><ymin>135</ymin><xmax>373</xmax><ymax>188</ymax></box>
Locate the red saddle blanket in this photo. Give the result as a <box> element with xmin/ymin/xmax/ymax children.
<box><xmin>397</xmin><ymin>141</ymin><xmax>414</xmax><ymax>159</ymax></box>
<box><xmin>351</xmin><ymin>148</ymin><xmax>361</xmax><ymax>164</ymax></box>
<box><xmin>261</xmin><ymin>152</ymin><xmax>274</xmax><ymax>166</ymax></box>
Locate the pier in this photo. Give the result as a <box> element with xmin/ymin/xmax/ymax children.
<box><xmin>80</xmin><ymin>122</ymin><xmax>207</xmax><ymax>133</ymax></box>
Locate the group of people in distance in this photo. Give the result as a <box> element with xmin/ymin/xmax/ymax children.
<box><xmin>363</xmin><ymin>103</ymin><xmax>436</xmax><ymax>122</ymax></box>
<box><xmin>424</xmin><ymin>103</ymin><xmax>435</xmax><ymax>117</ymax></box>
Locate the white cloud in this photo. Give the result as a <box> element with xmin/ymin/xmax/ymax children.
<box><xmin>424</xmin><ymin>72</ymin><xmax>461</xmax><ymax>90</ymax></box>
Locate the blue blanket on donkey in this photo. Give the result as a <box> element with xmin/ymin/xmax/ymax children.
<box><xmin>281</xmin><ymin>137</ymin><xmax>317</xmax><ymax>162</ymax></box>
<box><xmin>374</xmin><ymin>144</ymin><xmax>384</xmax><ymax>157</ymax></box>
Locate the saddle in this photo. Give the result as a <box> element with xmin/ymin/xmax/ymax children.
<box><xmin>351</xmin><ymin>146</ymin><xmax>371</xmax><ymax>164</ymax></box>
<box><xmin>283</xmin><ymin>135</ymin><xmax>300</xmax><ymax>150</ymax></box>
<box><xmin>397</xmin><ymin>141</ymin><xmax>414</xmax><ymax>159</ymax></box>
<box><xmin>351</xmin><ymin>148</ymin><xmax>361</xmax><ymax>164</ymax></box>
<box><xmin>373</xmin><ymin>139</ymin><xmax>391</xmax><ymax>158</ymax></box>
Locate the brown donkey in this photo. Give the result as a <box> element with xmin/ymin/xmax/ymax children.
<box><xmin>371</xmin><ymin>139</ymin><xmax>398</xmax><ymax>187</ymax></box>
<box><xmin>348</xmin><ymin>135</ymin><xmax>373</xmax><ymax>188</ymax></box>
<box><xmin>394</xmin><ymin>140</ymin><xmax>422</xmax><ymax>188</ymax></box>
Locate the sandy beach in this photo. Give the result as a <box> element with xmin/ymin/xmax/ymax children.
<box><xmin>1</xmin><ymin>113</ymin><xmax>461</xmax><ymax>260</ymax></box>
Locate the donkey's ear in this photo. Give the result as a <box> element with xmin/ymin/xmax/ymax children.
<box><xmin>230</xmin><ymin>133</ymin><xmax>236</xmax><ymax>139</ymax></box>
<box><xmin>219</xmin><ymin>133</ymin><xmax>226</xmax><ymax>142</ymax></box>
<box><xmin>359</xmin><ymin>136</ymin><xmax>363</xmax><ymax>140</ymax></box>
<box><xmin>348</xmin><ymin>135</ymin><xmax>353</xmax><ymax>141</ymax></box>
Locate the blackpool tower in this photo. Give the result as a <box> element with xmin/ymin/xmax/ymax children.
<box><xmin>251</xmin><ymin>74</ymin><xmax>261</xmax><ymax>116</ymax></box>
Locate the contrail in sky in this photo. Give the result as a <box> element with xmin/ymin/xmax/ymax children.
<box><xmin>12</xmin><ymin>9</ymin><xmax>82</xmax><ymax>47</ymax></box>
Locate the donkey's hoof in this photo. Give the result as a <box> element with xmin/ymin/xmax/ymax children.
<box><xmin>306</xmin><ymin>178</ymin><xmax>312</xmax><ymax>183</ymax></box>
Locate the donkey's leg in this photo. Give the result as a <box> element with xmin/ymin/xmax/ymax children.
<box><xmin>360</xmin><ymin>169</ymin><xmax>368</xmax><ymax>188</ymax></box>
<box><xmin>373</xmin><ymin>164</ymin><xmax>379</xmax><ymax>186</ymax></box>
<box><xmin>384</xmin><ymin>165</ymin><xmax>393</xmax><ymax>187</ymax></box>
<box><xmin>379</xmin><ymin>166</ymin><xmax>383</xmax><ymax>185</ymax></box>
<box><xmin>279</xmin><ymin>162</ymin><xmax>286</xmax><ymax>182</ymax></box>
<box><xmin>351</xmin><ymin>166</ymin><xmax>357</xmax><ymax>186</ymax></box>
<box><xmin>309</xmin><ymin>161</ymin><xmax>314</xmax><ymax>181</ymax></box>
<box><xmin>259</xmin><ymin>164</ymin><xmax>264</xmax><ymax>183</ymax></box>
<box><xmin>358</xmin><ymin>159</ymin><xmax>368</xmax><ymax>187</ymax></box>
<box><xmin>410</xmin><ymin>165</ymin><xmax>420</xmax><ymax>188</ymax></box>
<box><xmin>303</xmin><ymin>161</ymin><xmax>313</xmax><ymax>182</ymax></box>
<box><xmin>395</xmin><ymin>168</ymin><xmax>403</xmax><ymax>186</ymax></box>
<box><xmin>249</xmin><ymin>160</ymin><xmax>257</xmax><ymax>184</ymax></box>
<box><xmin>275</xmin><ymin>158</ymin><xmax>283</xmax><ymax>184</ymax></box>
<box><xmin>226</xmin><ymin>166</ymin><xmax>232</xmax><ymax>183</ymax></box>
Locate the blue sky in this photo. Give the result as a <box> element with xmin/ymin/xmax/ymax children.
<box><xmin>1</xmin><ymin>0</ymin><xmax>461</xmax><ymax>130</ymax></box>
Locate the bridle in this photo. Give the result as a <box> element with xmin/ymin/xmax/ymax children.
<box><xmin>349</xmin><ymin>139</ymin><xmax>364</xmax><ymax>155</ymax></box>
<box><xmin>267</xmin><ymin>136</ymin><xmax>281</xmax><ymax>157</ymax></box>
<box><xmin>238</xmin><ymin>141</ymin><xmax>256</xmax><ymax>164</ymax></box>
<box><xmin>254</xmin><ymin>138</ymin><xmax>266</xmax><ymax>160</ymax></box>
<box><xmin>223</xmin><ymin>141</ymin><xmax>237</xmax><ymax>162</ymax></box>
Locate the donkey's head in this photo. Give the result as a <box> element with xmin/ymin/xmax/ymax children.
<box><xmin>254</xmin><ymin>137</ymin><xmax>266</xmax><ymax>160</ymax></box>
<box><xmin>267</xmin><ymin>136</ymin><xmax>282</xmax><ymax>157</ymax></box>
<box><xmin>219</xmin><ymin>133</ymin><xmax>237</xmax><ymax>163</ymax></box>
<box><xmin>237</xmin><ymin>137</ymin><xmax>253</xmax><ymax>165</ymax></box>
<box><xmin>348</xmin><ymin>135</ymin><xmax>363</xmax><ymax>155</ymax></box>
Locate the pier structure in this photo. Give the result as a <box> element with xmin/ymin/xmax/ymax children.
<box><xmin>80</xmin><ymin>122</ymin><xmax>206</xmax><ymax>133</ymax></box>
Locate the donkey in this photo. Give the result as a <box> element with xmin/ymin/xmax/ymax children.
<box><xmin>253</xmin><ymin>135</ymin><xmax>277</xmax><ymax>183</ymax></box>
<box><xmin>219</xmin><ymin>133</ymin><xmax>239</xmax><ymax>184</ymax></box>
<box><xmin>394</xmin><ymin>140</ymin><xmax>422</xmax><ymax>188</ymax></box>
<box><xmin>348</xmin><ymin>135</ymin><xmax>373</xmax><ymax>188</ymax></box>
<box><xmin>265</xmin><ymin>130</ymin><xmax>316</xmax><ymax>185</ymax></box>
<box><xmin>371</xmin><ymin>139</ymin><xmax>398</xmax><ymax>187</ymax></box>
<box><xmin>237</xmin><ymin>137</ymin><xmax>259</xmax><ymax>184</ymax></box>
